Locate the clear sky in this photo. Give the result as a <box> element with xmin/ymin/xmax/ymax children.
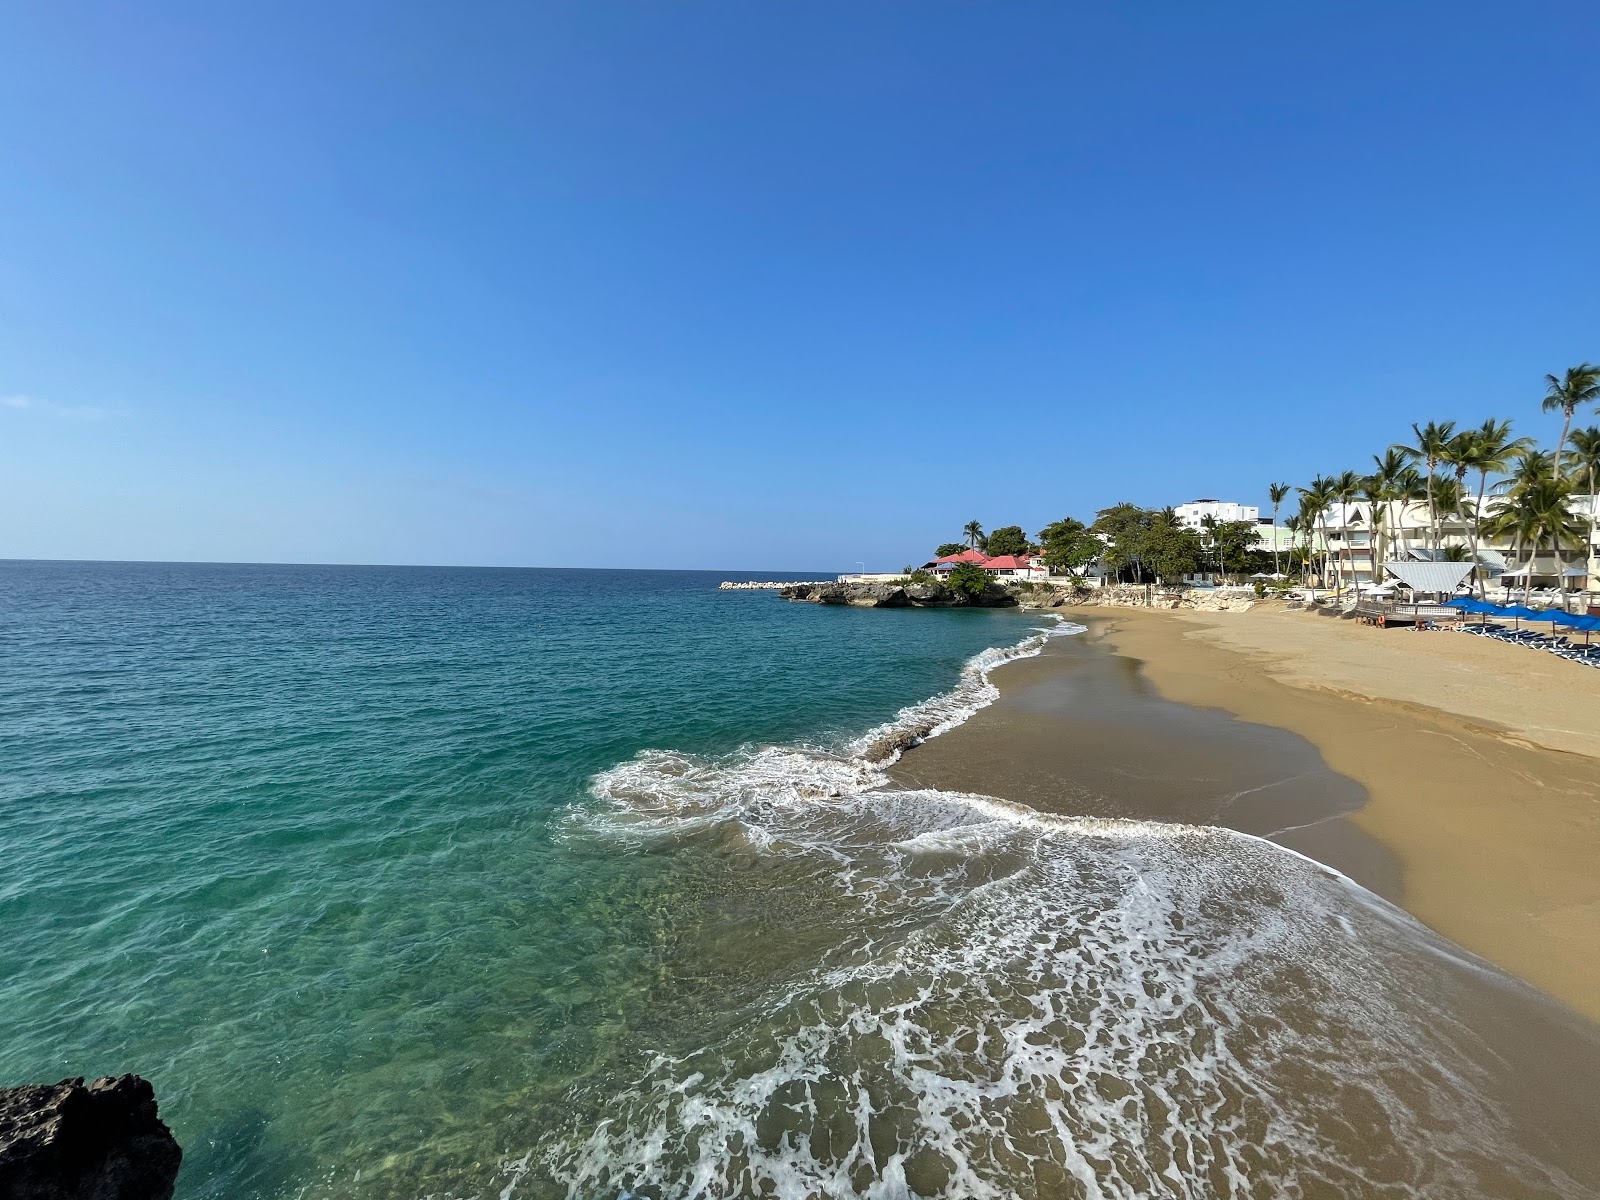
<box><xmin>3</xmin><ymin>2</ymin><xmax>1598</xmax><ymax>570</ymax></box>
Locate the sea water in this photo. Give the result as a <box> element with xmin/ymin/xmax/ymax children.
<box><xmin>1</xmin><ymin>561</ymin><xmax>1596</xmax><ymax>1199</ymax></box>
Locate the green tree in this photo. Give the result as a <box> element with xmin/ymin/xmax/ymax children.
<box><xmin>1456</xmin><ymin>419</ymin><xmax>1533</xmax><ymax>597</ymax></box>
<box><xmin>1396</xmin><ymin>421</ymin><xmax>1456</xmax><ymax>553</ymax></box>
<box><xmin>1267</xmin><ymin>482</ymin><xmax>1291</xmax><ymax>576</ymax></box>
<box><xmin>962</xmin><ymin>520</ymin><xmax>985</xmax><ymax>550</ymax></box>
<box><xmin>1485</xmin><ymin>468</ymin><xmax>1585</xmax><ymax>603</ymax></box>
<box><xmin>1367</xmin><ymin>448</ymin><xmax>1412</xmax><ymax>566</ymax></box>
<box><xmin>1091</xmin><ymin>503</ymin><xmax>1154</xmax><ymax>583</ymax></box>
<box><xmin>1296</xmin><ymin>479</ymin><xmax>1335</xmax><ymax>588</ymax></box>
<box><xmin>1141</xmin><ymin>510</ymin><xmax>1203</xmax><ymax>583</ymax></box>
<box><xmin>984</xmin><ymin>525</ymin><xmax>1030</xmax><ymax>557</ymax></box>
<box><xmin>1566</xmin><ymin>427</ymin><xmax>1600</xmax><ymax>566</ymax></box>
<box><xmin>1543</xmin><ymin>363</ymin><xmax>1600</xmax><ymax>478</ymax></box>
<box><xmin>934</xmin><ymin>542</ymin><xmax>966</xmax><ymax>558</ymax></box>
<box><xmin>1329</xmin><ymin>469</ymin><xmax>1364</xmax><ymax>594</ymax></box>
<box><xmin>1210</xmin><ymin>520</ymin><xmax>1261</xmax><ymax>580</ymax></box>
<box><xmin>944</xmin><ymin>561</ymin><xmax>992</xmax><ymax>598</ymax></box>
<box><xmin>1283</xmin><ymin>514</ymin><xmax>1305</xmax><ymax>582</ymax></box>
<box><xmin>1037</xmin><ymin>517</ymin><xmax>1100</xmax><ymax>575</ymax></box>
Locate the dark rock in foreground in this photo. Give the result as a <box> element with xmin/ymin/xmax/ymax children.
<box><xmin>779</xmin><ymin>580</ymin><xmax>1016</xmax><ymax>607</ymax></box>
<box><xmin>0</xmin><ymin>1076</ymin><xmax>181</xmax><ymax>1200</ymax></box>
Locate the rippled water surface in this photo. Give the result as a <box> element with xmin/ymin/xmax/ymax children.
<box><xmin>0</xmin><ymin>562</ymin><xmax>1041</xmax><ymax>1197</ymax></box>
<box><xmin>3</xmin><ymin>561</ymin><xmax>1597</xmax><ymax>1199</ymax></box>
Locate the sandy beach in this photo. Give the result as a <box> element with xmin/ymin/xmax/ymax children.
<box><xmin>894</xmin><ymin>602</ymin><xmax>1600</xmax><ymax>1021</ymax></box>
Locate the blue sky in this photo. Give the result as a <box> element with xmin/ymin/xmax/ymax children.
<box><xmin>3</xmin><ymin>2</ymin><xmax>1598</xmax><ymax>570</ymax></box>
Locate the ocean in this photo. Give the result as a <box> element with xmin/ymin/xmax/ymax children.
<box><xmin>2</xmin><ymin>561</ymin><xmax>1596</xmax><ymax>1199</ymax></box>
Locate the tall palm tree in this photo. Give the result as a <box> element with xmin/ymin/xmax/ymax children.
<box><xmin>1284</xmin><ymin>514</ymin><xmax>1305</xmax><ymax>584</ymax></box>
<box><xmin>1267</xmin><ymin>482</ymin><xmax>1290</xmax><ymax>577</ymax></box>
<box><xmin>1566</xmin><ymin>427</ymin><xmax>1600</xmax><ymax>593</ymax></box>
<box><xmin>1358</xmin><ymin>475</ymin><xmax>1393</xmax><ymax>578</ymax></box>
<box><xmin>1330</xmin><ymin>469</ymin><xmax>1365</xmax><ymax>596</ymax></box>
<box><xmin>962</xmin><ymin>520</ymin><xmax>984</xmax><ymax>550</ymax></box>
<box><xmin>1457</xmin><ymin>419</ymin><xmax>1533</xmax><ymax>597</ymax></box>
<box><xmin>1542</xmin><ymin>363</ymin><xmax>1600</xmax><ymax>478</ymax></box>
<box><xmin>1569</xmin><ymin>427</ymin><xmax>1600</xmax><ymax>503</ymax></box>
<box><xmin>1492</xmin><ymin>451</ymin><xmax>1567</xmax><ymax>600</ymax></box>
<box><xmin>1396</xmin><ymin>421</ymin><xmax>1456</xmax><ymax>553</ymax></box>
<box><xmin>1298</xmin><ymin>477</ymin><xmax>1336</xmax><ymax>590</ymax></box>
<box><xmin>1368</xmin><ymin>449</ymin><xmax>1410</xmax><ymax>567</ymax></box>
<box><xmin>1484</xmin><ymin>475</ymin><xmax>1585</xmax><ymax>604</ymax></box>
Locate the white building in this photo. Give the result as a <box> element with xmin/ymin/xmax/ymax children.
<box><xmin>1173</xmin><ymin>499</ymin><xmax>1261</xmax><ymax>529</ymax></box>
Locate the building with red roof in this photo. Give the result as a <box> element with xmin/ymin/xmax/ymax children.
<box><xmin>920</xmin><ymin>549</ymin><xmax>1049</xmax><ymax>579</ymax></box>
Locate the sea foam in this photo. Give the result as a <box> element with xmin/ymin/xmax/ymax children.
<box><xmin>531</xmin><ymin>623</ymin><xmax>1588</xmax><ymax>1200</ymax></box>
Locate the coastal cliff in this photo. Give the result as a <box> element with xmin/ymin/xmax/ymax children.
<box><xmin>0</xmin><ymin>1075</ymin><xmax>181</xmax><ymax>1200</ymax></box>
<box><xmin>779</xmin><ymin>580</ymin><xmax>1017</xmax><ymax>607</ymax></box>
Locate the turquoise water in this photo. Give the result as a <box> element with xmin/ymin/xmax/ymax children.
<box><xmin>0</xmin><ymin>562</ymin><xmax>1042</xmax><ymax>1198</ymax></box>
<box><xmin>5</xmin><ymin>561</ymin><xmax>1598</xmax><ymax>1199</ymax></box>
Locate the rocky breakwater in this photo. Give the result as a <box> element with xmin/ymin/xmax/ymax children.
<box><xmin>778</xmin><ymin>580</ymin><xmax>1017</xmax><ymax>608</ymax></box>
<box><xmin>0</xmin><ymin>1075</ymin><xmax>181</xmax><ymax>1200</ymax></box>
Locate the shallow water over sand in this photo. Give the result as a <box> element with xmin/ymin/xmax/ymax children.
<box><xmin>3</xmin><ymin>562</ymin><xmax>1597</xmax><ymax>1199</ymax></box>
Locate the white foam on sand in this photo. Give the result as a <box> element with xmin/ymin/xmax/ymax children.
<box><xmin>530</xmin><ymin>625</ymin><xmax>1588</xmax><ymax>1200</ymax></box>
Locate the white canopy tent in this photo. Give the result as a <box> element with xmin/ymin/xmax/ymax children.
<box><xmin>1381</xmin><ymin>561</ymin><xmax>1475</xmax><ymax>594</ymax></box>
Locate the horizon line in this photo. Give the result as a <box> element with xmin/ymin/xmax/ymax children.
<box><xmin>0</xmin><ymin>556</ymin><xmax>846</xmax><ymax>574</ymax></box>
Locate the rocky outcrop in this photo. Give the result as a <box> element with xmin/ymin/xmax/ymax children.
<box><xmin>1006</xmin><ymin>583</ymin><xmax>1256</xmax><ymax>612</ymax></box>
<box><xmin>0</xmin><ymin>1076</ymin><xmax>181</xmax><ymax>1200</ymax></box>
<box><xmin>779</xmin><ymin>580</ymin><xmax>1016</xmax><ymax>608</ymax></box>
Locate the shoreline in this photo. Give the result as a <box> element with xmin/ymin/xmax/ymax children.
<box><xmin>893</xmin><ymin>603</ymin><xmax>1600</xmax><ymax>1021</ymax></box>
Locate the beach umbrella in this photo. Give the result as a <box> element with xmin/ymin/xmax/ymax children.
<box><xmin>1540</xmin><ymin>610</ymin><xmax>1595</xmax><ymax>645</ymax></box>
<box><xmin>1495</xmin><ymin>604</ymin><xmax>1540</xmax><ymax>629</ymax></box>
<box><xmin>1560</xmin><ymin>613</ymin><xmax>1600</xmax><ymax>645</ymax></box>
<box><xmin>1443</xmin><ymin>597</ymin><xmax>1474</xmax><ymax>608</ymax></box>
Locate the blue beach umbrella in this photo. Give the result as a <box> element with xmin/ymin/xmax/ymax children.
<box><xmin>1555</xmin><ymin>612</ymin><xmax>1600</xmax><ymax>644</ymax></box>
<box><xmin>1443</xmin><ymin>597</ymin><xmax>1475</xmax><ymax>608</ymax></box>
<box><xmin>1494</xmin><ymin>604</ymin><xmax>1540</xmax><ymax>629</ymax></box>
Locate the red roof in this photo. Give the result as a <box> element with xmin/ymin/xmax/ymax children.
<box><xmin>980</xmin><ymin>555</ymin><xmax>1030</xmax><ymax>569</ymax></box>
<box><xmin>934</xmin><ymin>549</ymin><xmax>989</xmax><ymax>565</ymax></box>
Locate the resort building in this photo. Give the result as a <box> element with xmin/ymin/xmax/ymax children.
<box><xmin>1173</xmin><ymin>499</ymin><xmax>1260</xmax><ymax>529</ymax></box>
<box><xmin>1303</xmin><ymin>495</ymin><xmax>1599</xmax><ymax>594</ymax></box>
<box><xmin>922</xmin><ymin>550</ymin><xmax>1051</xmax><ymax>581</ymax></box>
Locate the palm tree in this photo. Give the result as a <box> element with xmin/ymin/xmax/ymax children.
<box><xmin>962</xmin><ymin>520</ymin><xmax>984</xmax><ymax>550</ymax></box>
<box><xmin>1569</xmin><ymin>427</ymin><xmax>1600</xmax><ymax>503</ymax></box>
<box><xmin>1542</xmin><ymin>363</ymin><xmax>1600</xmax><ymax>478</ymax></box>
<box><xmin>1368</xmin><ymin>449</ymin><xmax>1411</xmax><ymax>567</ymax></box>
<box><xmin>1330</xmin><ymin>469</ymin><xmax>1365</xmax><ymax>597</ymax></box>
<box><xmin>1484</xmin><ymin>475</ymin><xmax>1585</xmax><ymax>604</ymax></box>
<box><xmin>1358</xmin><ymin>475</ymin><xmax>1389</xmax><ymax>572</ymax></box>
<box><xmin>1284</xmin><ymin>514</ymin><xmax>1305</xmax><ymax>584</ymax></box>
<box><xmin>1298</xmin><ymin>477</ymin><xmax>1336</xmax><ymax>590</ymax></box>
<box><xmin>1567</xmin><ymin>427</ymin><xmax>1600</xmax><ymax>588</ymax></box>
<box><xmin>1267</xmin><ymin>482</ymin><xmax>1290</xmax><ymax>577</ymax></box>
<box><xmin>1456</xmin><ymin>419</ymin><xmax>1533</xmax><ymax>597</ymax></box>
<box><xmin>1396</xmin><ymin>421</ymin><xmax>1456</xmax><ymax>553</ymax></box>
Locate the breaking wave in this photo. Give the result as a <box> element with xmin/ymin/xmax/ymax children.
<box><xmin>523</xmin><ymin>624</ymin><xmax>1595</xmax><ymax>1200</ymax></box>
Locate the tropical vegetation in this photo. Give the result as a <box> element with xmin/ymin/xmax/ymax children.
<box><xmin>1281</xmin><ymin>363</ymin><xmax>1599</xmax><ymax>603</ymax></box>
<box><xmin>920</xmin><ymin>364</ymin><xmax>1597</xmax><ymax>600</ymax></box>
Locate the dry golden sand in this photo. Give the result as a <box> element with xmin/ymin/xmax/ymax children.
<box><xmin>1082</xmin><ymin>603</ymin><xmax>1600</xmax><ymax>1020</ymax></box>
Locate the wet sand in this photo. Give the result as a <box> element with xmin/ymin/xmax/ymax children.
<box><xmin>891</xmin><ymin>606</ymin><xmax>1600</xmax><ymax>1021</ymax></box>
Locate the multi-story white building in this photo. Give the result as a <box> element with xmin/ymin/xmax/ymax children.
<box><xmin>1301</xmin><ymin>496</ymin><xmax>1599</xmax><ymax>594</ymax></box>
<box><xmin>1173</xmin><ymin>499</ymin><xmax>1260</xmax><ymax>529</ymax></box>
